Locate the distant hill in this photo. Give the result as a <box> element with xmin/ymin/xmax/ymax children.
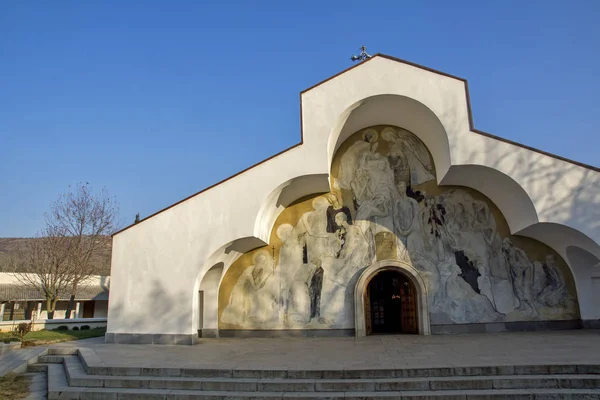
<box><xmin>0</xmin><ymin>236</ymin><xmax>112</xmax><ymax>276</ymax></box>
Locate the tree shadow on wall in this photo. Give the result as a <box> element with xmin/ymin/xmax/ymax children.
<box><xmin>461</xmin><ymin>135</ymin><xmax>600</xmax><ymax>274</ymax></box>
<box><xmin>106</xmin><ymin>279</ymin><xmax>192</xmax><ymax>339</ymax></box>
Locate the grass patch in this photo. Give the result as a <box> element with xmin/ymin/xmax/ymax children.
<box><xmin>0</xmin><ymin>373</ymin><xmax>30</xmax><ymax>400</ymax></box>
<box><xmin>23</xmin><ymin>327</ymin><xmax>106</xmax><ymax>346</ymax></box>
<box><xmin>0</xmin><ymin>327</ymin><xmax>106</xmax><ymax>346</ymax></box>
<box><xmin>26</xmin><ymin>327</ymin><xmax>106</xmax><ymax>343</ymax></box>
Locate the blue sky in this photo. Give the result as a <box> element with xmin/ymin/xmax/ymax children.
<box><xmin>1</xmin><ymin>1</ymin><xmax>599</xmax><ymax>237</ymax></box>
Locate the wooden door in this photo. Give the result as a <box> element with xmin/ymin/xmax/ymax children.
<box><xmin>82</xmin><ymin>301</ymin><xmax>95</xmax><ymax>318</ymax></box>
<box><xmin>364</xmin><ymin>283</ymin><xmax>372</xmax><ymax>335</ymax></box>
<box><xmin>400</xmin><ymin>282</ymin><xmax>417</xmax><ymax>334</ymax></box>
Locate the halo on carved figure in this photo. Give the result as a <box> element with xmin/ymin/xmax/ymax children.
<box><xmin>276</xmin><ymin>223</ymin><xmax>294</xmax><ymax>242</ymax></box>
<box><xmin>381</xmin><ymin>126</ymin><xmax>398</xmax><ymax>142</ymax></box>
<box><xmin>312</xmin><ymin>196</ymin><xmax>330</xmax><ymax>210</ymax></box>
<box><xmin>361</xmin><ymin>128</ymin><xmax>378</xmax><ymax>143</ymax></box>
<box><xmin>252</xmin><ymin>249</ymin><xmax>270</xmax><ymax>264</ymax></box>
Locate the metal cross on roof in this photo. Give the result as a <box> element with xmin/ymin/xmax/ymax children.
<box><xmin>351</xmin><ymin>45</ymin><xmax>372</xmax><ymax>63</ymax></box>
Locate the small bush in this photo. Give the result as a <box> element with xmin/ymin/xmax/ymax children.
<box><xmin>80</xmin><ymin>325</ymin><xmax>90</xmax><ymax>330</ymax></box>
<box><xmin>15</xmin><ymin>322</ymin><xmax>32</xmax><ymax>337</ymax></box>
<box><xmin>72</xmin><ymin>326</ymin><xmax>79</xmax><ymax>331</ymax></box>
<box><xmin>2</xmin><ymin>337</ymin><xmax>20</xmax><ymax>343</ymax></box>
<box><xmin>54</xmin><ymin>326</ymin><xmax>69</xmax><ymax>331</ymax></box>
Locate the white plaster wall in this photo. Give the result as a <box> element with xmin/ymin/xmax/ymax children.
<box><xmin>108</xmin><ymin>55</ymin><xmax>600</xmax><ymax>337</ymax></box>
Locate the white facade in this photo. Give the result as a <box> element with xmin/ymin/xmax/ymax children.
<box><xmin>108</xmin><ymin>55</ymin><xmax>600</xmax><ymax>344</ymax></box>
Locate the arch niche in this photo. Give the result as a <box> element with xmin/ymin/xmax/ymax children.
<box><xmin>355</xmin><ymin>260</ymin><xmax>431</xmax><ymax>336</ymax></box>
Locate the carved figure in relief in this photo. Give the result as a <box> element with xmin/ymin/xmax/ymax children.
<box><xmin>221</xmin><ymin>126</ymin><xmax>576</xmax><ymax>329</ymax></box>
<box><xmin>351</xmin><ymin>169</ymin><xmax>380</xmax><ymax>260</ymax></box>
<box><xmin>221</xmin><ymin>250</ymin><xmax>276</xmax><ymax>327</ymax></box>
<box><xmin>382</xmin><ymin>128</ymin><xmax>411</xmax><ymax>185</ymax></box>
<box><xmin>393</xmin><ymin>181</ymin><xmax>420</xmax><ymax>262</ymax></box>
<box><xmin>402</xmin><ymin>132</ymin><xmax>435</xmax><ymax>185</ymax></box>
<box><xmin>247</xmin><ymin>252</ymin><xmax>278</xmax><ymax>324</ymax></box>
<box><xmin>485</xmin><ymin>233</ymin><xmax>517</xmax><ymax>314</ymax></box>
<box><xmin>276</xmin><ymin>224</ymin><xmax>304</xmax><ymax>321</ymax></box>
<box><xmin>325</xmin><ymin>193</ymin><xmax>352</xmax><ymax>233</ymax></box>
<box><xmin>337</xmin><ymin>129</ymin><xmax>379</xmax><ymax>190</ymax></box>
<box><xmin>421</xmin><ymin>197</ymin><xmax>449</xmax><ymax>261</ymax></box>
<box><xmin>469</xmin><ymin>200</ymin><xmax>497</xmax><ymax>307</ymax></box>
<box><xmin>537</xmin><ymin>254</ymin><xmax>567</xmax><ymax>307</ymax></box>
<box><xmin>382</xmin><ymin>127</ymin><xmax>434</xmax><ymax>186</ymax></box>
<box><xmin>333</xmin><ymin>212</ymin><xmax>369</xmax><ymax>283</ymax></box>
<box><xmin>442</xmin><ymin>262</ymin><xmax>503</xmax><ymax>323</ymax></box>
<box><xmin>502</xmin><ymin>238</ymin><xmax>539</xmax><ymax>317</ymax></box>
<box><xmin>297</xmin><ymin>197</ymin><xmax>341</xmax><ymax>262</ymax></box>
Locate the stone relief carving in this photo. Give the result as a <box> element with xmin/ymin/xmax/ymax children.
<box><xmin>220</xmin><ymin>126</ymin><xmax>578</xmax><ymax>330</ymax></box>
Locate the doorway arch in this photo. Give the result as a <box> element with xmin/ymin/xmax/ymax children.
<box><xmin>355</xmin><ymin>260</ymin><xmax>431</xmax><ymax>336</ymax></box>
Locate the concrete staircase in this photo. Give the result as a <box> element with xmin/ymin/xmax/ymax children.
<box><xmin>27</xmin><ymin>348</ymin><xmax>600</xmax><ymax>399</ymax></box>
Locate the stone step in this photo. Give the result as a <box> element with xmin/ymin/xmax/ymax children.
<box><xmin>0</xmin><ymin>347</ymin><xmax>47</xmax><ymax>376</ymax></box>
<box><xmin>40</xmin><ymin>350</ymin><xmax>600</xmax><ymax>399</ymax></box>
<box><xmin>27</xmin><ymin>363</ymin><xmax>49</xmax><ymax>373</ymax></box>
<box><xmin>47</xmin><ymin>348</ymin><xmax>78</xmax><ymax>356</ymax></box>
<box><xmin>23</xmin><ymin>371</ymin><xmax>48</xmax><ymax>400</ymax></box>
<box><xmin>63</xmin><ymin>356</ymin><xmax>600</xmax><ymax>378</ymax></box>
<box><xmin>42</xmin><ymin>354</ymin><xmax>600</xmax><ymax>400</ymax></box>
<box><xmin>47</xmin><ymin>386</ymin><xmax>600</xmax><ymax>400</ymax></box>
<box><xmin>53</xmin><ymin>354</ymin><xmax>600</xmax><ymax>392</ymax></box>
<box><xmin>39</xmin><ymin>355</ymin><xmax>66</xmax><ymax>363</ymax></box>
<box><xmin>44</xmin><ymin>345</ymin><xmax>600</xmax><ymax>380</ymax></box>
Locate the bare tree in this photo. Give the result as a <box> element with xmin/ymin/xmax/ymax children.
<box><xmin>49</xmin><ymin>183</ymin><xmax>119</xmax><ymax>319</ymax></box>
<box><xmin>1</xmin><ymin>184</ymin><xmax>119</xmax><ymax>320</ymax></box>
<box><xmin>11</xmin><ymin>226</ymin><xmax>75</xmax><ymax>319</ymax></box>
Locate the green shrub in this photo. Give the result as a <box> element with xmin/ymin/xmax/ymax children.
<box><xmin>80</xmin><ymin>325</ymin><xmax>90</xmax><ymax>330</ymax></box>
<box><xmin>72</xmin><ymin>326</ymin><xmax>79</xmax><ymax>331</ymax></box>
<box><xmin>54</xmin><ymin>326</ymin><xmax>68</xmax><ymax>331</ymax></box>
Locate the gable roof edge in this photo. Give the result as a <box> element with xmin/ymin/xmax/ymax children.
<box><xmin>112</xmin><ymin>54</ymin><xmax>599</xmax><ymax>238</ymax></box>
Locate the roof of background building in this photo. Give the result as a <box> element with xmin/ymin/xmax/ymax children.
<box><xmin>0</xmin><ymin>284</ymin><xmax>109</xmax><ymax>302</ymax></box>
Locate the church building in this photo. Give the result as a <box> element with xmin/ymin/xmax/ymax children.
<box><xmin>106</xmin><ymin>54</ymin><xmax>600</xmax><ymax>345</ymax></box>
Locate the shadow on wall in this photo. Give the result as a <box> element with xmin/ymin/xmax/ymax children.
<box><xmin>458</xmin><ymin>137</ymin><xmax>600</xmax><ymax>306</ymax></box>
<box><xmin>477</xmin><ymin>137</ymin><xmax>600</xmax><ymax>245</ymax></box>
<box><xmin>108</xmin><ymin>279</ymin><xmax>192</xmax><ymax>336</ymax></box>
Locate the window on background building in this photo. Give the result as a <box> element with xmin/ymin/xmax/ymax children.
<box><xmin>2</xmin><ymin>301</ymin><xmax>37</xmax><ymax>321</ymax></box>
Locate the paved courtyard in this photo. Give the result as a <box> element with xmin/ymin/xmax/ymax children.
<box><xmin>52</xmin><ymin>330</ymin><xmax>600</xmax><ymax>371</ymax></box>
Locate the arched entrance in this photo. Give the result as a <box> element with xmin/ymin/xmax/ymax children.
<box><xmin>365</xmin><ymin>270</ymin><xmax>417</xmax><ymax>334</ymax></box>
<box><xmin>355</xmin><ymin>260</ymin><xmax>430</xmax><ymax>336</ymax></box>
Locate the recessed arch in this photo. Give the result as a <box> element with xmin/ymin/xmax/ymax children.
<box><xmin>253</xmin><ymin>173</ymin><xmax>330</xmax><ymax>243</ymax></box>
<box><xmin>355</xmin><ymin>260</ymin><xmax>431</xmax><ymax>337</ymax></box>
<box><xmin>441</xmin><ymin>164</ymin><xmax>539</xmax><ymax>235</ymax></box>
<box><xmin>327</xmin><ymin>94</ymin><xmax>452</xmax><ymax>183</ymax></box>
<box><xmin>198</xmin><ymin>262</ymin><xmax>224</xmax><ymax>337</ymax></box>
<box><xmin>192</xmin><ymin>236</ymin><xmax>266</xmax><ymax>337</ymax></box>
<box><xmin>567</xmin><ymin>245</ymin><xmax>600</xmax><ymax>270</ymax></box>
<box><xmin>518</xmin><ymin>223</ymin><xmax>600</xmax><ymax>262</ymax></box>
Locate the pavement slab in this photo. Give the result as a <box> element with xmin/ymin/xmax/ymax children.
<box><xmin>49</xmin><ymin>330</ymin><xmax>600</xmax><ymax>371</ymax></box>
